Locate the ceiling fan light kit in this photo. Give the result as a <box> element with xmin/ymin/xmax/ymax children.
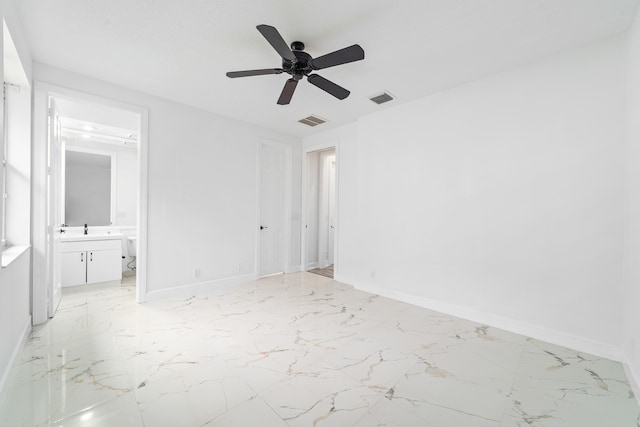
<box><xmin>226</xmin><ymin>24</ymin><xmax>365</xmax><ymax>105</ymax></box>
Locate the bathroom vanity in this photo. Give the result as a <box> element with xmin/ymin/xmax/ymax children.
<box><xmin>61</xmin><ymin>234</ymin><xmax>123</xmax><ymax>287</ymax></box>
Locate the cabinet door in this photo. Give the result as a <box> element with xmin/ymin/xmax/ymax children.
<box><xmin>87</xmin><ymin>249</ymin><xmax>122</xmax><ymax>284</ymax></box>
<box><xmin>61</xmin><ymin>251</ymin><xmax>86</xmax><ymax>287</ymax></box>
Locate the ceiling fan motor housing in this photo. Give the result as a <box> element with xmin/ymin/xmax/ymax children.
<box><xmin>290</xmin><ymin>41</ymin><xmax>305</xmax><ymax>51</ymax></box>
<box><xmin>283</xmin><ymin>45</ymin><xmax>312</xmax><ymax>81</ymax></box>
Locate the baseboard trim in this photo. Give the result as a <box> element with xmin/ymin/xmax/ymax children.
<box><xmin>305</xmin><ymin>262</ymin><xmax>319</xmax><ymax>270</ymax></box>
<box><xmin>285</xmin><ymin>265</ymin><xmax>301</xmax><ymax>274</ymax></box>
<box><xmin>624</xmin><ymin>358</ymin><xmax>640</xmax><ymax>405</ymax></box>
<box><xmin>350</xmin><ymin>280</ymin><xmax>623</xmax><ymax>362</ymax></box>
<box><xmin>144</xmin><ymin>273</ymin><xmax>257</xmax><ymax>302</ymax></box>
<box><xmin>334</xmin><ymin>273</ymin><xmax>355</xmax><ymax>286</ymax></box>
<box><xmin>0</xmin><ymin>315</ymin><xmax>31</xmax><ymax>393</ymax></box>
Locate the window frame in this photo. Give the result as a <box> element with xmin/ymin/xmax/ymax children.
<box><xmin>1</xmin><ymin>82</ymin><xmax>8</xmax><ymax>250</ymax></box>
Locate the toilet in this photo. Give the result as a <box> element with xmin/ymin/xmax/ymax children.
<box><xmin>127</xmin><ymin>236</ymin><xmax>137</xmax><ymax>257</ymax></box>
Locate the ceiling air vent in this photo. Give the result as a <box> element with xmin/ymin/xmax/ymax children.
<box><xmin>298</xmin><ymin>115</ymin><xmax>326</xmax><ymax>127</ymax></box>
<box><xmin>369</xmin><ymin>91</ymin><xmax>394</xmax><ymax>105</ymax></box>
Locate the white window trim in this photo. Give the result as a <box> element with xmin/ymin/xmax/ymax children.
<box><xmin>1</xmin><ymin>82</ymin><xmax>8</xmax><ymax>251</ymax></box>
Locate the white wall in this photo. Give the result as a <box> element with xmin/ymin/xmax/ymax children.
<box><xmin>33</xmin><ymin>63</ymin><xmax>301</xmax><ymax>297</ymax></box>
<box><xmin>114</xmin><ymin>145</ymin><xmax>137</xmax><ymax>226</ymax></box>
<box><xmin>0</xmin><ymin>0</ymin><xmax>31</xmax><ymax>392</ymax></box>
<box><xmin>624</xmin><ymin>4</ymin><xmax>640</xmax><ymax>396</ymax></box>
<box><xmin>307</xmin><ymin>36</ymin><xmax>628</xmax><ymax>359</ymax></box>
<box><xmin>0</xmin><ymin>250</ymin><xmax>30</xmax><ymax>388</ymax></box>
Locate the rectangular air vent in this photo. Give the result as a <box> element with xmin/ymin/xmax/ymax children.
<box><xmin>369</xmin><ymin>91</ymin><xmax>394</xmax><ymax>105</ymax></box>
<box><xmin>298</xmin><ymin>115</ymin><xmax>326</xmax><ymax>127</ymax></box>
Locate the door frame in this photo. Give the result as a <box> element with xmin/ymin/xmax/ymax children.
<box><xmin>301</xmin><ymin>141</ymin><xmax>340</xmax><ymax>275</ymax></box>
<box><xmin>256</xmin><ymin>138</ymin><xmax>292</xmax><ymax>277</ymax></box>
<box><xmin>32</xmin><ymin>82</ymin><xmax>149</xmax><ymax>325</ymax></box>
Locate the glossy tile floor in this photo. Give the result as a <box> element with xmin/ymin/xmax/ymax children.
<box><xmin>1</xmin><ymin>273</ymin><xmax>638</xmax><ymax>426</ymax></box>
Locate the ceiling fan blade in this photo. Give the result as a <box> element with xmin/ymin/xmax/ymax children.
<box><xmin>277</xmin><ymin>79</ymin><xmax>298</xmax><ymax>105</ymax></box>
<box><xmin>311</xmin><ymin>44</ymin><xmax>365</xmax><ymax>70</ymax></box>
<box><xmin>257</xmin><ymin>24</ymin><xmax>296</xmax><ymax>62</ymax></box>
<box><xmin>307</xmin><ymin>74</ymin><xmax>350</xmax><ymax>100</ymax></box>
<box><xmin>226</xmin><ymin>68</ymin><xmax>283</xmax><ymax>78</ymax></box>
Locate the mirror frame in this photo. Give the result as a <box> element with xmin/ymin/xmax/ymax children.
<box><xmin>61</xmin><ymin>144</ymin><xmax>117</xmax><ymax>226</ymax></box>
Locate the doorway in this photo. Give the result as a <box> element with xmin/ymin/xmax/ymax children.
<box><xmin>303</xmin><ymin>145</ymin><xmax>338</xmax><ymax>278</ymax></box>
<box><xmin>32</xmin><ymin>83</ymin><xmax>148</xmax><ymax>325</ymax></box>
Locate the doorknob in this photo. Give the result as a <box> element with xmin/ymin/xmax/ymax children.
<box><xmin>260</xmin><ymin>225</ymin><xmax>268</xmax><ymax>230</ymax></box>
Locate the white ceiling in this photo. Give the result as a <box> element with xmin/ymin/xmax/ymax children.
<box><xmin>56</xmin><ymin>97</ymin><xmax>139</xmax><ymax>131</ymax></box>
<box><xmin>56</xmin><ymin>97</ymin><xmax>139</xmax><ymax>146</ymax></box>
<box><xmin>15</xmin><ymin>0</ymin><xmax>639</xmax><ymax>138</ymax></box>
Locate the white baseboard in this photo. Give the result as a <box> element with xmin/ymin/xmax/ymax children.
<box><xmin>305</xmin><ymin>262</ymin><xmax>319</xmax><ymax>270</ymax></box>
<box><xmin>334</xmin><ymin>273</ymin><xmax>356</xmax><ymax>286</ymax></box>
<box><xmin>0</xmin><ymin>316</ymin><xmax>31</xmax><ymax>393</ymax></box>
<box><xmin>624</xmin><ymin>357</ymin><xmax>640</xmax><ymax>406</ymax></box>
<box><xmin>144</xmin><ymin>273</ymin><xmax>257</xmax><ymax>301</ymax></box>
<box><xmin>285</xmin><ymin>265</ymin><xmax>301</xmax><ymax>274</ymax></box>
<box><xmin>350</xmin><ymin>280</ymin><xmax>623</xmax><ymax>362</ymax></box>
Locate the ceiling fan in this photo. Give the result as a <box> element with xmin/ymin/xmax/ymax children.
<box><xmin>226</xmin><ymin>25</ymin><xmax>365</xmax><ymax>105</ymax></box>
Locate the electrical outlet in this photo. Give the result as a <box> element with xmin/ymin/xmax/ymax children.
<box><xmin>193</xmin><ymin>268</ymin><xmax>201</xmax><ymax>278</ymax></box>
<box><xmin>370</xmin><ymin>270</ymin><xmax>376</xmax><ymax>280</ymax></box>
<box><xmin>234</xmin><ymin>263</ymin><xmax>241</xmax><ymax>272</ymax></box>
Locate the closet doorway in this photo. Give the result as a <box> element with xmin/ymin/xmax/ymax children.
<box><xmin>303</xmin><ymin>145</ymin><xmax>337</xmax><ymax>279</ymax></box>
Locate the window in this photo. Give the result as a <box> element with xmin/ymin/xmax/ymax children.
<box><xmin>1</xmin><ymin>80</ymin><xmax>30</xmax><ymax>255</ymax></box>
<box><xmin>1</xmin><ymin>20</ymin><xmax>32</xmax><ymax>264</ymax></box>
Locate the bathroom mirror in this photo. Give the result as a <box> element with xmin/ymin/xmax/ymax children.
<box><xmin>63</xmin><ymin>149</ymin><xmax>115</xmax><ymax>226</ymax></box>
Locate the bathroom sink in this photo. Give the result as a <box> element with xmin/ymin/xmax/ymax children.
<box><xmin>61</xmin><ymin>233</ymin><xmax>123</xmax><ymax>242</ymax></box>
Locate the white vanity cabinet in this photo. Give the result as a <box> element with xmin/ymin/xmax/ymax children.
<box><xmin>61</xmin><ymin>235</ymin><xmax>122</xmax><ymax>287</ymax></box>
<box><xmin>61</xmin><ymin>250</ymin><xmax>88</xmax><ymax>286</ymax></box>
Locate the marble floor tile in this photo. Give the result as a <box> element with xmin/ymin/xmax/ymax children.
<box><xmin>355</xmin><ymin>395</ymin><xmax>502</xmax><ymax>427</ymax></box>
<box><xmin>206</xmin><ymin>396</ymin><xmax>289</xmax><ymax>427</ymax></box>
<box><xmin>261</xmin><ymin>367</ymin><xmax>379</xmax><ymax>426</ymax></box>
<box><xmin>0</xmin><ymin>272</ymin><xmax>638</xmax><ymax>426</ymax></box>
<box><xmin>48</xmin><ymin>393</ymin><xmax>144</xmax><ymax>427</ymax></box>
<box><xmin>503</xmin><ymin>339</ymin><xmax>640</xmax><ymax>426</ymax></box>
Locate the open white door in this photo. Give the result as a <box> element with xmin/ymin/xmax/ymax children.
<box><xmin>259</xmin><ymin>143</ymin><xmax>285</xmax><ymax>276</ymax></box>
<box><xmin>47</xmin><ymin>97</ymin><xmax>63</xmax><ymax>317</ymax></box>
<box><xmin>328</xmin><ymin>156</ymin><xmax>336</xmax><ymax>264</ymax></box>
<box><xmin>317</xmin><ymin>149</ymin><xmax>336</xmax><ymax>267</ymax></box>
